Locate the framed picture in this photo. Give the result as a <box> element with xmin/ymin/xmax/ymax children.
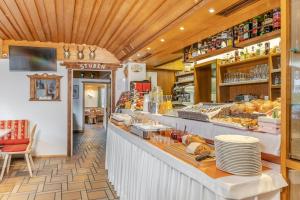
<box><xmin>27</xmin><ymin>73</ymin><xmax>62</xmax><ymax>101</ymax></box>
<box><xmin>73</xmin><ymin>85</ymin><xmax>79</xmax><ymax>99</ymax></box>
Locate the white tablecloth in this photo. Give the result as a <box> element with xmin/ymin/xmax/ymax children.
<box><xmin>105</xmin><ymin>123</ymin><xmax>287</xmax><ymax>200</ymax></box>
<box><xmin>121</xmin><ymin>110</ymin><xmax>281</xmax><ymax>156</ymax></box>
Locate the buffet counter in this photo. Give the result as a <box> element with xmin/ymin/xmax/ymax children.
<box><xmin>105</xmin><ymin>122</ymin><xmax>286</xmax><ymax>200</ymax></box>
<box><xmin>121</xmin><ymin>109</ymin><xmax>281</xmax><ymax>157</ymax></box>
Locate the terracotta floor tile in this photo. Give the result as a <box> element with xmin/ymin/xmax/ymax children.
<box><xmin>72</xmin><ymin>174</ymin><xmax>88</xmax><ymax>182</ymax></box>
<box><xmin>7</xmin><ymin>193</ymin><xmax>29</xmax><ymax>200</ymax></box>
<box><xmin>51</xmin><ymin>175</ymin><xmax>68</xmax><ymax>183</ymax></box>
<box><xmin>67</xmin><ymin>182</ymin><xmax>86</xmax><ymax>191</ymax></box>
<box><xmin>90</xmin><ymin>181</ymin><xmax>109</xmax><ymax>190</ymax></box>
<box><xmin>35</xmin><ymin>192</ymin><xmax>56</xmax><ymax>200</ymax></box>
<box><xmin>0</xmin><ymin>184</ymin><xmax>15</xmax><ymax>193</ymax></box>
<box><xmin>28</xmin><ymin>176</ymin><xmax>46</xmax><ymax>183</ymax></box>
<box><xmin>43</xmin><ymin>183</ymin><xmax>62</xmax><ymax>192</ymax></box>
<box><xmin>87</xmin><ymin>190</ymin><xmax>107</xmax><ymax>200</ymax></box>
<box><xmin>62</xmin><ymin>191</ymin><xmax>81</xmax><ymax>200</ymax></box>
<box><xmin>18</xmin><ymin>184</ymin><xmax>38</xmax><ymax>192</ymax></box>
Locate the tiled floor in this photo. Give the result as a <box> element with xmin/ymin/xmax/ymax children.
<box><xmin>0</xmin><ymin>124</ymin><xmax>119</xmax><ymax>200</ymax></box>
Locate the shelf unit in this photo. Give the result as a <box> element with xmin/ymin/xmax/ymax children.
<box><xmin>269</xmin><ymin>53</ymin><xmax>281</xmax><ymax>100</ymax></box>
<box><xmin>194</xmin><ymin>60</ymin><xmax>219</xmax><ymax>103</ymax></box>
<box><xmin>186</xmin><ymin>30</ymin><xmax>281</xmax><ymax>63</ymax></box>
<box><xmin>217</xmin><ymin>53</ymin><xmax>281</xmax><ymax>102</ymax></box>
<box><xmin>175</xmin><ymin>71</ymin><xmax>194</xmax><ymax>77</ymax></box>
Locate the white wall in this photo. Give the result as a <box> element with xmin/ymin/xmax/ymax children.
<box><xmin>0</xmin><ymin>59</ymin><xmax>68</xmax><ymax>156</ymax></box>
<box><xmin>84</xmin><ymin>87</ymin><xmax>99</xmax><ymax>107</ymax></box>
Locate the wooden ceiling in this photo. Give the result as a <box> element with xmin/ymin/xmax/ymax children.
<box><xmin>0</xmin><ymin>0</ymin><xmax>280</xmax><ymax>67</ymax></box>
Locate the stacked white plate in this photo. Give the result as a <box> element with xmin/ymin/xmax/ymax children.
<box><xmin>214</xmin><ymin>135</ymin><xmax>262</xmax><ymax>176</ymax></box>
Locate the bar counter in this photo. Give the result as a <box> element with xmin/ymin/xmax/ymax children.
<box><xmin>105</xmin><ymin>122</ymin><xmax>287</xmax><ymax>200</ymax></box>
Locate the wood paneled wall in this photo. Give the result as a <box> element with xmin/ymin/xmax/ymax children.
<box><xmin>149</xmin><ymin>70</ymin><xmax>175</xmax><ymax>95</ymax></box>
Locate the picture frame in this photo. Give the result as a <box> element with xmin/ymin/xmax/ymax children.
<box><xmin>27</xmin><ymin>73</ymin><xmax>62</xmax><ymax>101</ymax></box>
<box><xmin>73</xmin><ymin>85</ymin><xmax>79</xmax><ymax>99</ymax></box>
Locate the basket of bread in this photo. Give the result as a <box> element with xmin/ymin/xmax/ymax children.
<box><xmin>212</xmin><ymin>99</ymin><xmax>281</xmax><ymax>130</ymax></box>
<box><xmin>177</xmin><ymin>103</ymin><xmax>232</xmax><ymax>122</ymax></box>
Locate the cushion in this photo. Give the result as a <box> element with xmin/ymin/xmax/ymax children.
<box><xmin>0</xmin><ymin>120</ymin><xmax>29</xmax><ymax>140</ymax></box>
<box><xmin>1</xmin><ymin>144</ymin><xmax>28</xmax><ymax>152</ymax></box>
<box><xmin>0</xmin><ymin>138</ymin><xmax>29</xmax><ymax>145</ymax></box>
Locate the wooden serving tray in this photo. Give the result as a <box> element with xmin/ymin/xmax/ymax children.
<box><xmin>163</xmin><ymin>143</ymin><xmax>215</xmax><ymax>168</ymax></box>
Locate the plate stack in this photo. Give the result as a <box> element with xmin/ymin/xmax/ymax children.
<box><xmin>214</xmin><ymin>135</ymin><xmax>262</xmax><ymax>176</ymax></box>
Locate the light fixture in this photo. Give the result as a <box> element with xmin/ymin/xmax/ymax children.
<box><xmin>180</xmin><ymin>26</ymin><xmax>185</xmax><ymax>31</ymax></box>
<box><xmin>160</xmin><ymin>38</ymin><xmax>165</xmax><ymax>42</ymax></box>
<box><xmin>208</xmin><ymin>8</ymin><xmax>215</xmax><ymax>13</ymax></box>
<box><xmin>137</xmin><ymin>53</ymin><xmax>140</xmax><ymax>57</ymax></box>
<box><xmin>147</xmin><ymin>47</ymin><xmax>151</xmax><ymax>50</ymax></box>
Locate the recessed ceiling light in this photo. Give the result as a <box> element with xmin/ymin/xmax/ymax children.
<box><xmin>160</xmin><ymin>38</ymin><xmax>165</xmax><ymax>42</ymax></box>
<box><xmin>147</xmin><ymin>47</ymin><xmax>151</xmax><ymax>50</ymax></box>
<box><xmin>180</xmin><ymin>26</ymin><xmax>185</xmax><ymax>31</ymax></box>
<box><xmin>208</xmin><ymin>8</ymin><xmax>215</xmax><ymax>13</ymax></box>
<box><xmin>137</xmin><ymin>53</ymin><xmax>140</xmax><ymax>57</ymax></box>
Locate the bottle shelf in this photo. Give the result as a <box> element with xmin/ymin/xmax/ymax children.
<box><xmin>219</xmin><ymin>79</ymin><xmax>269</xmax><ymax>87</ymax></box>
<box><xmin>220</xmin><ymin>55</ymin><xmax>269</xmax><ymax>68</ymax></box>
<box><xmin>271</xmin><ymin>69</ymin><xmax>281</xmax><ymax>73</ymax></box>
<box><xmin>175</xmin><ymin>71</ymin><xmax>194</xmax><ymax>77</ymax></box>
<box><xmin>234</xmin><ymin>30</ymin><xmax>281</xmax><ymax>48</ymax></box>
<box><xmin>175</xmin><ymin>80</ymin><xmax>194</xmax><ymax>84</ymax></box>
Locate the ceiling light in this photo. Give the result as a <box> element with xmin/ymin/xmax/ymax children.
<box><xmin>208</xmin><ymin>8</ymin><xmax>215</xmax><ymax>13</ymax></box>
<box><xmin>147</xmin><ymin>47</ymin><xmax>151</xmax><ymax>50</ymax></box>
<box><xmin>137</xmin><ymin>53</ymin><xmax>140</xmax><ymax>57</ymax></box>
<box><xmin>180</xmin><ymin>26</ymin><xmax>185</xmax><ymax>31</ymax></box>
<box><xmin>160</xmin><ymin>38</ymin><xmax>165</xmax><ymax>42</ymax></box>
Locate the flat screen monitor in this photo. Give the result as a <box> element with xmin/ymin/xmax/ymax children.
<box><xmin>9</xmin><ymin>46</ymin><xmax>57</xmax><ymax>71</ymax></box>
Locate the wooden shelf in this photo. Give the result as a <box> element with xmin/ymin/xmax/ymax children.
<box><xmin>271</xmin><ymin>52</ymin><xmax>281</xmax><ymax>57</ymax></box>
<box><xmin>271</xmin><ymin>84</ymin><xmax>281</xmax><ymax>89</ymax></box>
<box><xmin>219</xmin><ymin>79</ymin><xmax>269</xmax><ymax>87</ymax></box>
<box><xmin>175</xmin><ymin>71</ymin><xmax>194</xmax><ymax>77</ymax></box>
<box><xmin>175</xmin><ymin>80</ymin><xmax>194</xmax><ymax>84</ymax></box>
<box><xmin>220</xmin><ymin>55</ymin><xmax>269</xmax><ymax>68</ymax></box>
<box><xmin>235</xmin><ymin>30</ymin><xmax>281</xmax><ymax>48</ymax></box>
<box><xmin>271</xmin><ymin>69</ymin><xmax>281</xmax><ymax>73</ymax></box>
<box><xmin>187</xmin><ymin>46</ymin><xmax>235</xmax><ymax>62</ymax></box>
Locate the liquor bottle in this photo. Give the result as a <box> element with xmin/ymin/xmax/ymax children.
<box><xmin>238</xmin><ymin>23</ymin><xmax>244</xmax><ymax>42</ymax></box>
<box><xmin>273</xmin><ymin>8</ymin><xmax>281</xmax><ymax>30</ymax></box>
<box><xmin>233</xmin><ymin>26</ymin><xmax>239</xmax><ymax>45</ymax></box>
<box><xmin>227</xmin><ymin>29</ymin><xmax>233</xmax><ymax>47</ymax></box>
<box><xmin>243</xmin><ymin>20</ymin><xmax>252</xmax><ymax>40</ymax></box>
<box><xmin>264</xmin><ymin>11</ymin><xmax>273</xmax><ymax>33</ymax></box>
<box><xmin>252</xmin><ymin>17</ymin><xmax>258</xmax><ymax>38</ymax></box>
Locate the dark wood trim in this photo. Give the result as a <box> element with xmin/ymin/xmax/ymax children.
<box><xmin>67</xmin><ymin>69</ymin><xmax>72</xmax><ymax>157</ymax></box>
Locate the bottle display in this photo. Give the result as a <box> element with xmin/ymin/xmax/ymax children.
<box><xmin>183</xmin><ymin>8</ymin><xmax>281</xmax><ymax>61</ymax></box>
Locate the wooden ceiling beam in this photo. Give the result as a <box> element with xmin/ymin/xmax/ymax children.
<box><xmin>86</xmin><ymin>0</ymin><xmax>114</xmax><ymax>44</ymax></box>
<box><xmin>95</xmin><ymin>0</ymin><xmax>125</xmax><ymax>46</ymax></box>
<box><xmin>71</xmin><ymin>0</ymin><xmax>84</xmax><ymax>43</ymax></box>
<box><xmin>22</xmin><ymin>0</ymin><xmax>46</xmax><ymax>42</ymax></box>
<box><xmin>82</xmin><ymin>0</ymin><xmax>103</xmax><ymax>44</ymax></box>
<box><xmin>55</xmin><ymin>0</ymin><xmax>64</xmax><ymax>42</ymax></box>
<box><xmin>76</xmin><ymin>0</ymin><xmax>96</xmax><ymax>44</ymax></box>
<box><xmin>103</xmin><ymin>0</ymin><xmax>144</xmax><ymax>49</ymax></box>
<box><xmin>63</xmin><ymin>0</ymin><xmax>75</xmax><ymax>44</ymax></box>
<box><xmin>100</xmin><ymin>0</ymin><xmax>138</xmax><ymax>48</ymax></box>
<box><xmin>43</xmin><ymin>0</ymin><xmax>59</xmax><ymax>42</ymax></box>
<box><xmin>15</xmin><ymin>0</ymin><xmax>40</xmax><ymax>41</ymax></box>
<box><xmin>35</xmin><ymin>0</ymin><xmax>52</xmax><ymax>41</ymax></box>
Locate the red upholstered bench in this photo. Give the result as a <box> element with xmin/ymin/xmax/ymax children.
<box><xmin>0</xmin><ymin>120</ymin><xmax>30</xmax><ymax>145</ymax></box>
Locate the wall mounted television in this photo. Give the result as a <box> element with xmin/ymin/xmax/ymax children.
<box><xmin>9</xmin><ymin>46</ymin><xmax>57</xmax><ymax>71</ymax></box>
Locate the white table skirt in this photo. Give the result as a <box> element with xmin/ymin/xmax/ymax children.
<box><xmin>121</xmin><ymin>110</ymin><xmax>281</xmax><ymax>156</ymax></box>
<box><xmin>105</xmin><ymin>123</ymin><xmax>287</xmax><ymax>200</ymax></box>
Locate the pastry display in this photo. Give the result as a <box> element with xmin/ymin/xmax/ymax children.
<box><xmin>178</xmin><ymin>103</ymin><xmax>232</xmax><ymax>121</ymax></box>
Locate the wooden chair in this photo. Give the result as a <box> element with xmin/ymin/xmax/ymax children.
<box><xmin>0</xmin><ymin>124</ymin><xmax>37</xmax><ymax>181</ymax></box>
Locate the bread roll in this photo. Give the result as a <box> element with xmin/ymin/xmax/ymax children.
<box><xmin>185</xmin><ymin>142</ymin><xmax>211</xmax><ymax>155</ymax></box>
